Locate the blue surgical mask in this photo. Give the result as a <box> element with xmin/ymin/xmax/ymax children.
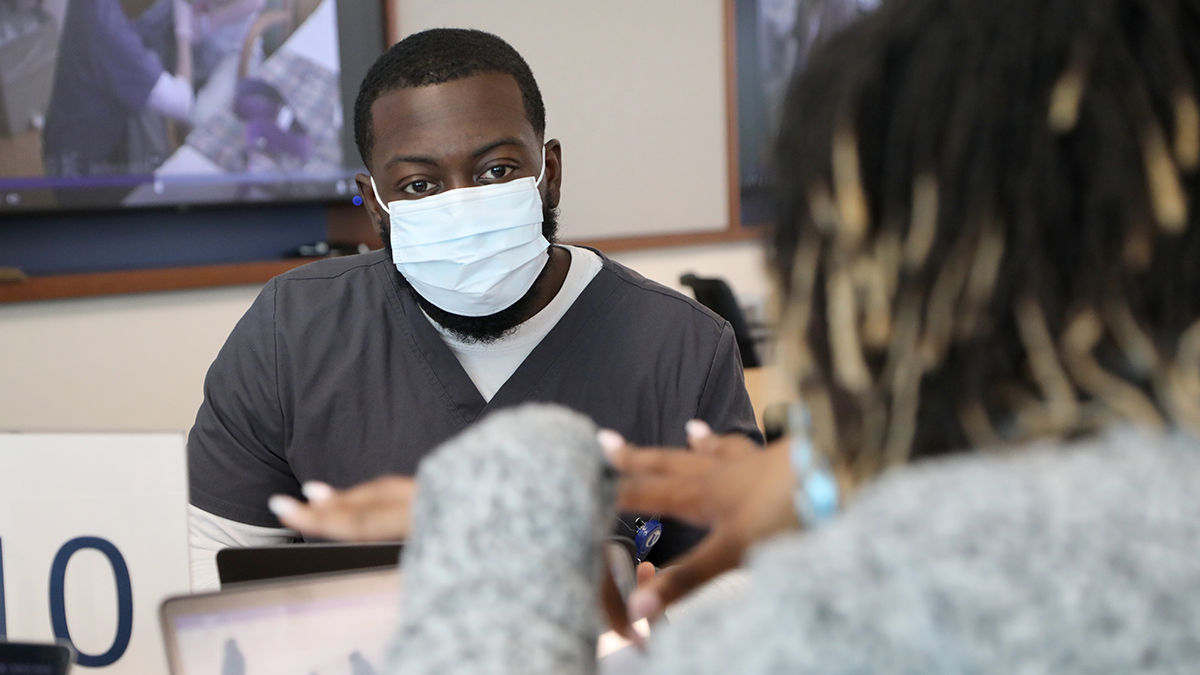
<box><xmin>371</xmin><ymin>149</ymin><xmax>550</xmax><ymax>317</ymax></box>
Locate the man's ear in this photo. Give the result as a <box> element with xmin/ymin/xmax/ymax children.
<box><xmin>543</xmin><ymin>139</ymin><xmax>563</xmax><ymax>210</ymax></box>
<box><xmin>355</xmin><ymin>172</ymin><xmax>387</xmax><ymax>240</ymax></box>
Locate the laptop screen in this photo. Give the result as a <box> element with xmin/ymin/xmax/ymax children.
<box><xmin>160</xmin><ymin>568</ymin><xmax>401</xmax><ymax>675</ymax></box>
<box><xmin>0</xmin><ymin>642</ymin><xmax>74</xmax><ymax>675</ymax></box>
<box><xmin>217</xmin><ymin>543</ymin><xmax>403</xmax><ymax>587</ymax></box>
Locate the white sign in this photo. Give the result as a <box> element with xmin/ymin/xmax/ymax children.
<box><xmin>0</xmin><ymin>433</ymin><xmax>189</xmax><ymax>675</ymax></box>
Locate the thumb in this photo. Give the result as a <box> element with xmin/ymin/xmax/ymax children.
<box><xmin>636</xmin><ymin>561</ymin><xmax>657</xmax><ymax>586</ymax></box>
<box><xmin>627</xmin><ymin>525</ymin><xmax>746</xmax><ymax>622</ymax></box>
<box><xmin>601</xmin><ymin>563</ymin><xmax>645</xmax><ymax>650</ymax></box>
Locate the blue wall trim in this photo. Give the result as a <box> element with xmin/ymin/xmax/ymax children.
<box><xmin>0</xmin><ymin>206</ymin><xmax>328</xmax><ymax>276</ymax></box>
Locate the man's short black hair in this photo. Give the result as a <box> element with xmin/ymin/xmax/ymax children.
<box><xmin>353</xmin><ymin>28</ymin><xmax>546</xmax><ymax>169</ymax></box>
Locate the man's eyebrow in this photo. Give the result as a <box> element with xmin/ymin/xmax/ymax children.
<box><xmin>470</xmin><ymin>137</ymin><xmax>525</xmax><ymax>158</ymax></box>
<box><xmin>383</xmin><ymin>154</ymin><xmax>439</xmax><ymax>169</ymax></box>
<box><xmin>380</xmin><ymin>138</ymin><xmax>525</xmax><ymax>169</ymax></box>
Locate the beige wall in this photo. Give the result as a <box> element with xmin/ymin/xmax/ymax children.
<box><xmin>0</xmin><ymin>285</ymin><xmax>260</xmax><ymax>433</ymax></box>
<box><xmin>0</xmin><ymin>240</ymin><xmax>771</xmax><ymax>433</ymax></box>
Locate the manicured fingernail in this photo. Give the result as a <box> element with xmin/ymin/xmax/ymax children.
<box><xmin>302</xmin><ymin>481</ymin><xmax>334</xmax><ymax>503</ymax></box>
<box><xmin>268</xmin><ymin>494</ymin><xmax>299</xmax><ymax>517</ymax></box>
<box><xmin>597</xmin><ymin>429</ymin><xmax>626</xmax><ymax>461</ymax></box>
<box><xmin>686</xmin><ymin>419</ymin><xmax>712</xmax><ymax>441</ymax></box>
<box><xmin>629</xmin><ymin>621</ymin><xmax>648</xmax><ymax>651</ymax></box>
<box><xmin>627</xmin><ymin>588</ymin><xmax>662</xmax><ymax>623</ymax></box>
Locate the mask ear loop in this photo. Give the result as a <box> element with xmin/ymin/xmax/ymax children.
<box><xmin>369</xmin><ymin>144</ymin><xmax>547</xmax><ymax>212</ymax></box>
<box><xmin>368</xmin><ymin>175</ymin><xmax>389</xmax><ymax>214</ymax></box>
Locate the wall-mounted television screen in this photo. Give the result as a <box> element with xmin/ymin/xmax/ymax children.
<box><xmin>735</xmin><ymin>0</ymin><xmax>879</xmax><ymax>225</ymax></box>
<box><xmin>0</xmin><ymin>0</ymin><xmax>384</xmax><ymax>214</ymax></box>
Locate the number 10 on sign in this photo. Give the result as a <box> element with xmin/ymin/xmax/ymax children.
<box><xmin>0</xmin><ymin>535</ymin><xmax>135</xmax><ymax>668</ymax></box>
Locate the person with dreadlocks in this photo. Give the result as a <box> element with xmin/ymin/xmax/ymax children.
<box><xmin>244</xmin><ymin>0</ymin><xmax>1200</xmax><ymax>670</ymax></box>
<box><xmin>597</xmin><ymin>0</ymin><xmax>1200</xmax><ymax>670</ymax></box>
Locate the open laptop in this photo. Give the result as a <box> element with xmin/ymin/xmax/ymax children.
<box><xmin>172</xmin><ymin>546</ymin><xmax>650</xmax><ymax>674</ymax></box>
<box><xmin>216</xmin><ymin>542</ymin><xmax>403</xmax><ymax>586</ymax></box>
<box><xmin>160</xmin><ymin>568</ymin><xmax>401</xmax><ymax>675</ymax></box>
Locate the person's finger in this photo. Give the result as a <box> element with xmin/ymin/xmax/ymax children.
<box><xmin>269</xmin><ymin>495</ymin><xmax>331</xmax><ymax>535</ymax></box>
<box><xmin>315</xmin><ymin>503</ymin><xmax>408</xmax><ymax>540</ymax></box>
<box><xmin>270</xmin><ymin>501</ymin><xmax>329</xmax><ymax>537</ymax></box>
<box><xmin>627</xmin><ymin>526</ymin><xmax>747</xmax><ymax>621</ymax></box>
<box><xmin>603</xmin><ymin>429</ymin><xmax>724</xmax><ymax>476</ymax></box>
<box><xmin>599</xmin><ymin>430</ymin><xmax>643</xmax><ymax>474</ymax></box>
<box><xmin>685</xmin><ymin>419</ymin><xmax>713</xmax><ymax>447</ymax></box>
<box><xmin>270</xmin><ymin>492</ymin><xmax>412</xmax><ymax>541</ymax></box>
<box><xmin>600</xmin><ymin>564</ymin><xmax>645</xmax><ymax>650</ymax></box>
<box><xmin>615</xmin><ymin>474</ymin><xmax>710</xmax><ymax>524</ymax></box>
<box><xmin>687</xmin><ymin>421</ymin><xmax>757</xmax><ymax>459</ymax></box>
<box><xmin>688</xmin><ymin>434</ymin><xmax>723</xmax><ymax>456</ymax></box>
<box><xmin>267</xmin><ymin>494</ymin><xmax>302</xmax><ymax>520</ymax></box>
<box><xmin>301</xmin><ymin>481</ymin><xmax>334</xmax><ymax>504</ymax></box>
<box><xmin>597</xmin><ymin>428</ymin><xmax>627</xmax><ymax>462</ymax></box>
<box><xmin>615</xmin><ymin>447</ymin><xmax>718</xmax><ymax>479</ymax></box>
<box><xmin>335</xmin><ymin>476</ymin><xmax>416</xmax><ymax>507</ymax></box>
<box><xmin>636</xmin><ymin>561</ymin><xmax>656</xmax><ymax>586</ymax></box>
<box><xmin>706</xmin><ymin>434</ymin><xmax>761</xmax><ymax>460</ymax></box>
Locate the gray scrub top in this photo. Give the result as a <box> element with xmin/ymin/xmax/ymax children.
<box><xmin>187</xmin><ymin>249</ymin><xmax>761</xmax><ymax>564</ymax></box>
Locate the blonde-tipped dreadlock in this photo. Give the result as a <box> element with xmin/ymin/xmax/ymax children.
<box><xmin>770</xmin><ymin>0</ymin><xmax>1200</xmax><ymax>482</ymax></box>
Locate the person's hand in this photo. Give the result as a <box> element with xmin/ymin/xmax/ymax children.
<box><xmin>267</xmin><ymin>475</ymin><xmax>416</xmax><ymax>541</ymax></box>
<box><xmin>600</xmin><ymin>557</ymin><xmax>657</xmax><ymax>650</ymax></box>
<box><xmin>602</xmin><ymin>421</ymin><xmax>799</xmax><ymax>624</ymax></box>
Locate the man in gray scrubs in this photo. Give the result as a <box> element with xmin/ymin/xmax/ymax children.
<box><xmin>187</xmin><ymin>28</ymin><xmax>760</xmax><ymax>589</ymax></box>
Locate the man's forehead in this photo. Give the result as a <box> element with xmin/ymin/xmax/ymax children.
<box><xmin>370</xmin><ymin>73</ymin><xmax>536</xmax><ymax>163</ymax></box>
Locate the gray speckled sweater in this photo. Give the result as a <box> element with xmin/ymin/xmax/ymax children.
<box><xmin>388</xmin><ymin>404</ymin><xmax>1200</xmax><ymax>674</ymax></box>
<box><xmin>652</xmin><ymin>427</ymin><xmax>1200</xmax><ymax>674</ymax></box>
<box><xmin>388</xmin><ymin>404</ymin><xmax>612</xmax><ymax>675</ymax></box>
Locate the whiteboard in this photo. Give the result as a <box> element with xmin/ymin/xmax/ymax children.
<box><xmin>0</xmin><ymin>433</ymin><xmax>189</xmax><ymax>675</ymax></box>
<box><xmin>393</xmin><ymin>0</ymin><xmax>731</xmax><ymax>241</ymax></box>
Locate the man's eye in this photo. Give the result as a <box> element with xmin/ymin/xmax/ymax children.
<box><xmin>402</xmin><ymin>180</ymin><xmax>434</xmax><ymax>195</ymax></box>
<box><xmin>483</xmin><ymin>166</ymin><xmax>514</xmax><ymax>181</ymax></box>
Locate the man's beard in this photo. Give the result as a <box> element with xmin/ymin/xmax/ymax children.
<box><xmin>384</xmin><ymin>203</ymin><xmax>561</xmax><ymax>344</ymax></box>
